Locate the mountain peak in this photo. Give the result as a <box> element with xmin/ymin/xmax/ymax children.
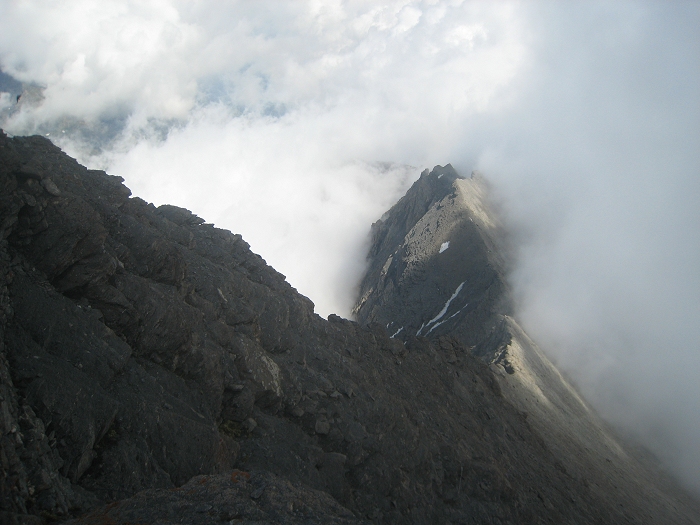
<box><xmin>354</xmin><ymin>165</ymin><xmax>510</xmax><ymax>354</ymax></box>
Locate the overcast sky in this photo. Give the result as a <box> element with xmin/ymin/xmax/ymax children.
<box><xmin>1</xmin><ymin>0</ymin><xmax>699</xmax><ymax>497</ymax></box>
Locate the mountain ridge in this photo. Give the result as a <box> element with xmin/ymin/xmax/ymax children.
<box><xmin>1</xmin><ymin>131</ymin><xmax>699</xmax><ymax>524</ymax></box>
<box><xmin>354</xmin><ymin>167</ymin><xmax>512</xmax><ymax>357</ymax></box>
<box><xmin>354</xmin><ymin>165</ymin><xmax>700</xmax><ymax>524</ymax></box>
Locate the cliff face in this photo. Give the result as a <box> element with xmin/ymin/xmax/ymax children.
<box><xmin>0</xmin><ymin>133</ymin><xmax>698</xmax><ymax>525</ymax></box>
<box><xmin>353</xmin><ymin>166</ymin><xmax>511</xmax><ymax>356</ymax></box>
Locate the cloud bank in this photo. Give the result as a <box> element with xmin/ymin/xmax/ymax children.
<box><xmin>2</xmin><ymin>0</ymin><xmax>699</xmax><ymax>495</ymax></box>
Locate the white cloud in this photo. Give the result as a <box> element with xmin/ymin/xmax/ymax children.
<box><xmin>2</xmin><ymin>0</ymin><xmax>700</xmax><ymax>496</ymax></box>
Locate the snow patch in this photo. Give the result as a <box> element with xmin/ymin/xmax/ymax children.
<box><xmin>391</xmin><ymin>326</ymin><xmax>404</xmax><ymax>338</ymax></box>
<box><xmin>439</xmin><ymin>241</ymin><xmax>450</xmax><ymax>253</ymax></box>
<box><xmin>426</xmin><ymin>303</ymin><xmax>468</xmax><ymax>335</ymax></box>
<box><xmin>417</xmin><ymin>281</ymin><xmax>465</xmax><ymax>335</ymax></box>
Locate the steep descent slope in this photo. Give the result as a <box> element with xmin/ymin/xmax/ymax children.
<box><xmin>354</xmin><ymin>165</ymin><xmax>700</xmax><ymax>525</ymax></box>
<box><xmin>1</xmin><ymin>133</ymin><xmax>699</xmax><ymax>524</ymax></box>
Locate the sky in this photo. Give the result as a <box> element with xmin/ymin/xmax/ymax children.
<box><xmin>1</xmin><ymin>0</ymin><xmax>699</xmax><ymax>496</ymax></box>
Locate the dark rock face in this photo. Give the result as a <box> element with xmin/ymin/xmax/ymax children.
<box><xmin>63</xmin><ymin>470</ymin><xmax>362</xmax><ymax>525</ymax></box>
<box><xmin>354</xmin><ymin>166</ymin><xmax>512</xmax><ymax>358</ymax></box>
<box><xmin>0</xmin><ymin>132</ymin><xmax>699</xmax><ymax>524</ymax></box>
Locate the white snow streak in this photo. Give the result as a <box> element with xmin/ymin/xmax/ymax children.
<box><xmin>417</xmin><ymin>281</ymin><xmax>465</xmax><ymax>335</ymax></box>
<box><xmin>439</xmin><ymin>241</ymin><xmax>450</xmax><ymax>253</ymax></box>
<box><xmin>426</xmin><ymin>303</ymin><xmax>469</xmax><ymax>335</ymax></box>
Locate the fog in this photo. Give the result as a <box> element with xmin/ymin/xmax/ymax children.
<box><xmin>2</xmin><ymin>0</ymin><xmax>699</xmax><ymax>495</ymax></box>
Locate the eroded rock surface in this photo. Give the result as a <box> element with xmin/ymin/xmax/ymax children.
<box><xmin>64</xmin><ymin>470</ymin><xmax>361</xmax><ymax>525</ymax></box>
<box><xmin>0</xmin><ymin>133</ymin><xmax>699</xmax><ymax>524</ymax></box>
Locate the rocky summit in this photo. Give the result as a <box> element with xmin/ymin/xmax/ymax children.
<box><xmin>0</xmin><ymin>131</ymin><xmax>699</xmax><ymax>525</ymax></box>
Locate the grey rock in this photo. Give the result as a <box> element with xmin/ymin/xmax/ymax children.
<box><xmin>243</xmin><ymin>418</ymin><xmax>257</xmax><ymax>433</ymax></box>
<box><xmin>64</xmin><ymin>471</ymin><xmax>361</xmax><ymax>524</ymax></box>
<box><xmin>314</xmin><ymin>419</ymin><xmax>331</xmax><ymax>435</ymax></box>
<box><xmin>40</xmin><ymin>178</ymin><xmax>60</xmax><ymax>197</ymax></box>
<box><xmin>0</xmin><ymin>131</ymin><xmax>699</xmax><ymax>525</ymax></box>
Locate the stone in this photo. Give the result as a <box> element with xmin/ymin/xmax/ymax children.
<box><xmin>243</xmin><ymin>418</ymin><xmax>257</xmax><ymax>433</ymax></box>
<box><xmin>40</xmin><ymin>178</ymin><xmax>61</xmax><ymax>196</ymax></box>
<box><xmin>249</xmin><ymin>479</ymin><xmax>267</xmax><ymax>500</ymax></box>
<box><xmin>315</xmin><ymin>419</ymin><xmax>331</xmax><ymax>435</ymax></box>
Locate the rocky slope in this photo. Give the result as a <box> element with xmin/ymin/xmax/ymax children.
<box><xmin>354</xmin><ymin>165</ymin><xmax>511</xmax><ymax>356</ymax></box>
<box><xmin>0</xmin><ymin>132</ymin><xmax>699</xmax><ymax>524</ymax></box>
<box><xmin>355</xmin><ymin>165</ymin><xmax>700</xmax><ymax>525</ymax></box>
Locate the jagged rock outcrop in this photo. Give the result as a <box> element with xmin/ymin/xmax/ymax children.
<box><xmin>1</xmin><ymin>133</ymin><xmax>699</xmax><ymax>524</ymax></box>
<box><xmin>354</xmin><ymin>165</ymin><xmax>511</xmax><ymax>356</ymax></box>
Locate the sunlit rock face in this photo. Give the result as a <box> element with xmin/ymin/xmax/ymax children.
<box><xmin>354</xmin><ymin>165</ymin><xmax>511</xmax><ymax>356</ymax></box>
<box><xmin>354</xmin><ymin>165</ymin><xmax>700</xmax><ymax>525</ymax></box>
<box><xmin>1</xmin><ymin>133</ymin><xmax>699</xmax><ymax>525</ymax></box>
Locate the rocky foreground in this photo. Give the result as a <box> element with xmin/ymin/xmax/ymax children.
<box><xmin>1</xmin><ymin>131</ymin><xmax>699</xmax><ymax>524</ymax></box>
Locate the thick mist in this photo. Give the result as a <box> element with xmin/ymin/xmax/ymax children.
<box><xmin>471</xmin><ymin>3</ymin><xmax>700</xmax><ymax>493</ymax></box>
<box><xmin>2</xmin><ymin>0</ymin><xmax>699</xmax><ymax>495</ymax></box>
